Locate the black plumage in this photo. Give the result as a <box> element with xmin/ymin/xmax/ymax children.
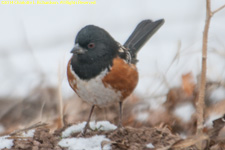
<box><xmin>71</xmin><ymin>25</ymin><xmax>119</xmax><ymax>80</ymax></box>
<box><xmin>124</xmin><ymin>19</ymin><xmax>164</xmax><ymax>64</ymax></box>
<box><xmin>70</xmin><ymin>19</ymin><xmax>164</xmax><ymax>80</ymax></box>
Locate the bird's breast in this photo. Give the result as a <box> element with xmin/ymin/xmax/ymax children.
<box><xmin>67</xmin><ymin>57</ymin><xmax>138</xmax><ymax>106</ymax></box>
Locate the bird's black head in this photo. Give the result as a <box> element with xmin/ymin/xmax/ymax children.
<box><xmin>70</xmin><ymin>25</ymin><xmax>119</xmax><ymax>80</ymax></box>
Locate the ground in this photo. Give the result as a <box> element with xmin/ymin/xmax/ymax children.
<box><xmin>0</xmin><ymin>75</ymin><xmax>225</xmax><ymax>150</ymax></box>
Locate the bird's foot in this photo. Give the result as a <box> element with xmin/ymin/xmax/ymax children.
<box><xmin>77</xmin><ymin>122</ymin><xmax>94</xmax><ymax>137</ymax></box>
<box><xmin>114</xmin><ymin>123</ymin><xmax>125</xmax><ymax>133</ymax></box>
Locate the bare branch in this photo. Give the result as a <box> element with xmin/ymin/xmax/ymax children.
<box><xmin>196</xmin><ymin>0</ymin><xmax>211</xmax><ymax>136</ymax></box>
<box><xmin>196</xmin><ymin>0</ymin><xmax>225</xmax><ymax>148</ymax></box>
<box><xmin>9</xmin><ymin>122</ymin><xmax>47</xmax><ymax>136</ymax></box>
<box><xmin>57</xmin><ymin>62</ymin><xmax>64</xmax><ymax>128</ymax></box>
<box><xmin>212</xmin><ymin>4</ymin><xmax>225</xmax><ymax>15</ymax></box>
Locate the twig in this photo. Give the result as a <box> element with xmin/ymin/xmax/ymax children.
<box><xmin>20</xmin><ymin>21</ymin><xmax>45</xmax><ymax>79</ymax></box>
<box><xmin>57</xmin><ymin>62</ymin><xmax>64</xmax><ymax>128</ymax></box>
<box><xmin>196</xmin><ymin>0</ymin><xmax>225</xmax><ymax>148</ymax></box>
<box><xmin>196</xmin><ymin>0</ymin><xmax>211</xmax><ymax>135</ymax></box>
<box><xmin>9</xmin><ymin>122</ymin><xmax>47</xmax><ymax>136</ymax></box>
<box><xmin>212</xmin><ymin>4</ymin><xmax>225</xmax><ymax>16</ymax></box>
<box><xmin>171</xmin><ymin>134</ymin><xmax>209</xmax><ymax>149</ymax></box>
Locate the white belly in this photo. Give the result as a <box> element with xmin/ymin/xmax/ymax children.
<box><xmin>70</xmin><ymin>65</ymin><xmax>122</xmax><ymax>106</ymax></box>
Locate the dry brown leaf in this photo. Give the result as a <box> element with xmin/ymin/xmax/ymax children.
<box><xmin>171</xmin><ymin>134</ymin><xmax>208</xmax><ymax>149</ymax></box>
<box><xmin>182</xmin><ymin>72</ymin><xmax>195</xmax><ymax>96</ymax></box>
<box><xmin>208</xmin><ymin>114</ymin><xmax>225</xmax><ymax>138</ymax></box>
<box><xmin>101</xmin><ymin>140</ymin><xmax>116</xmax><ymax>149</ymax></box>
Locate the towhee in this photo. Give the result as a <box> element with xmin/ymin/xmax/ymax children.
<box><xmin>67</xmin><ymin>19</ymin><xmax>164</xmax><ymax>134</ymax></box>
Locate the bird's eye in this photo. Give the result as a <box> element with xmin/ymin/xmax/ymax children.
<box><xmin>87</xmin><ymin>43</ymin><xmax>95</xmax><ymax>49</ymax></box>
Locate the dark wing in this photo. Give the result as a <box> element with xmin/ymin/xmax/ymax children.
<box><xmin>124</xmin><ymin>19</ymin><xmax>164</xmax><ymax>64</ymax></box>
<box><xmin>117</xmin><ymin>42</ymin><xmax>132</xmax><ymax>64</ymax></box>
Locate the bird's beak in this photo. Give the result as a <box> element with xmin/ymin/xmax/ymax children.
<box><xmin>70</xmin><ymin>44</ymin><xmax>87</xmax><ymax>54</ymax></box>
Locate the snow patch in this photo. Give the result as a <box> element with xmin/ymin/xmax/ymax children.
<box><xmin>0</xmin><ymin>136</ymin><xmax>13</xmax><ymax>149</ymax></box>
<box><xmin>173</xmin><ymin>102</ymin><xmax>195</xmax><ymax>122</ymax></box>
<box><xmin>89</xmin><ymin>121</ymin><xmax>117</xmax><ymax>131</ymax></box>
<box><xmin>179</xmin><ymin>133</ymin><xmax>187</xmax><ymax>139</ymax></box>
<box><xmin>22</xmin><ymin>129</ymin><xmax>35</xmax><ymax>137</ymax></box>
<box><xmin>146</xmin><ymin>143</ymin><xmax>154</xmax><ymax>148</ymax></box>
<box><xmin>62</xmin><ymin>121</ymin><xmax>117</xmax><ymax>138</ymax></box>
<box><xmin>210</xmin><ymin>86</ymin><xmax>225</xmax><ymax>103</ymax></box>
<box><xmin>58</xmin><ymin>135</ymin><xmax>111</xmax><ymax>150</ymax></box>
<box><xmin>62</xmin><ymin>122</ymin><xmax>86</xmax><ymax>138</ymax></box>
<box><xmin>136</xmin><ymin>112</ymin><xmax>149</xmax><ymax>122</ymax></box>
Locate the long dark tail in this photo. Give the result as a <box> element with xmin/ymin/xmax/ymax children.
<box><xmin>124</xmin><ymin>19</ymin><xmax>164</xmax><ymax>64</ymax></box>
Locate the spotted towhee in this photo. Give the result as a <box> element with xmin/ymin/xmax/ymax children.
<box><xmin>67</xmin><ymin>19</ymin><xmax>164</xmax><ymax>134</ymax></box>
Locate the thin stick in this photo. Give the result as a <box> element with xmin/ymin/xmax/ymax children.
<box><xmin>196</xmin><ymin>0</ymin><xmax>211</xmax><ymax>135</ymax></box>
<box><xmin>57</xmin><ymin>63</ymin><xmax>64</xmax><ymax>128</ymax></box>
<box><xmin>10</xmin><ymin>122</ymin><xmax>47</xmax><ymax>136</ymax></box>
<box><xmin>196</xmin><ymin>0</ymin><xmax>225</xmax><ymax>148</ymax></box>
<box><xmin>197</xmin><ymin>0</ymin><xmax>225</xmax><ymax>136</ymax></box>
<box><xmin>212</xmin><ymin>4</ymin><xmax>225</xmax><ymax>15</ymax></box>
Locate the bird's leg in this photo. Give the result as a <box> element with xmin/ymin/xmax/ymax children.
<box><xmin>83</xmin><ymin>105</ymin><xmax>95</xmax><ymax>135</ymax></box>
<box><xmin>118</xmin><ymin>101</ymin><xmax>123</xmax><ymax>129</ymax></box>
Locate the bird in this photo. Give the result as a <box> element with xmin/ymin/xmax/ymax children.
<box><xmin>67</xmin><ymin>19</ymin><xmax>164</xmax><ymax>135</ymax></box>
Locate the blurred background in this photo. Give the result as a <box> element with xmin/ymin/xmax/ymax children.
<box><xmin>0</xmin><ymin>0</ymin><xmax>225</xmax><ymax>136</ymax></box>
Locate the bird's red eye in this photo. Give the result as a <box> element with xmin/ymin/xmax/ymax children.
<box><xmin>88</xmin><ymin>43</ymin><xmax>95</xmax><ymax>49</ymax></box>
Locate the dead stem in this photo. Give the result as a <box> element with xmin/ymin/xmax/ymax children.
<box><xmin>196</xmin><ymin>0</ymin><xmax>225</xmax><ymax>148</ymax></box>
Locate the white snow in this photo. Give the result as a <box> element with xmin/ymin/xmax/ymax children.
<box><xmin>173</xmin><ymin>102</ymin><xmax>195</xmax><ymax>122</ymax></box>
<box><xmin>58</xmin><ymin>135</ymin><xmax>111</xmax><ymax>150</ymax></box>
<box><xmin>209</xmin><ymin>86</ymin><xmax>225</xmax><ymax>103</ymax></box>
<box><xmin>136</xmin><ymin>112</ymin><xmax>149</xmax><ymax>122</ymax></box>
<box><xmin>60</xmin><ymin>121</ymin><xmax>115</xmax><ymax>150</ymax></box>
<box><xmin>179</xmin><ymin>133</ymin><xmax>187</xmax><ymax>139</ymax></box>
<box><xmin>0</xmin><ymin>129</ymin><xmax>36</xmax><ymax>149</ymax></box>
<box><xmin>62</xmin><ymin>122</ymin><xmax>86</xmax><ymax>138</ymax></box>
<box><xmin>146</xmin><ymin>143</ymin><xmax>155</xmax><ymax>148</ymax></box>
<box><xmin>21</xmin><ymin>129</ymin><xmax>35</xmax><ymax>137</ymax></box>
<box><xmin>62</xmin><ymin>121</ymin><xmax>117</xmax><ymax>138</ymax></box>
<box><xmin>0</xmin><ymin>136</ymin><xmax>14</xmax><ymax>149</ymax></box>
<box><xmin>89</xmin><ymin>121</ymin><xmax>117</xmax><ymax>131</ymax></box>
